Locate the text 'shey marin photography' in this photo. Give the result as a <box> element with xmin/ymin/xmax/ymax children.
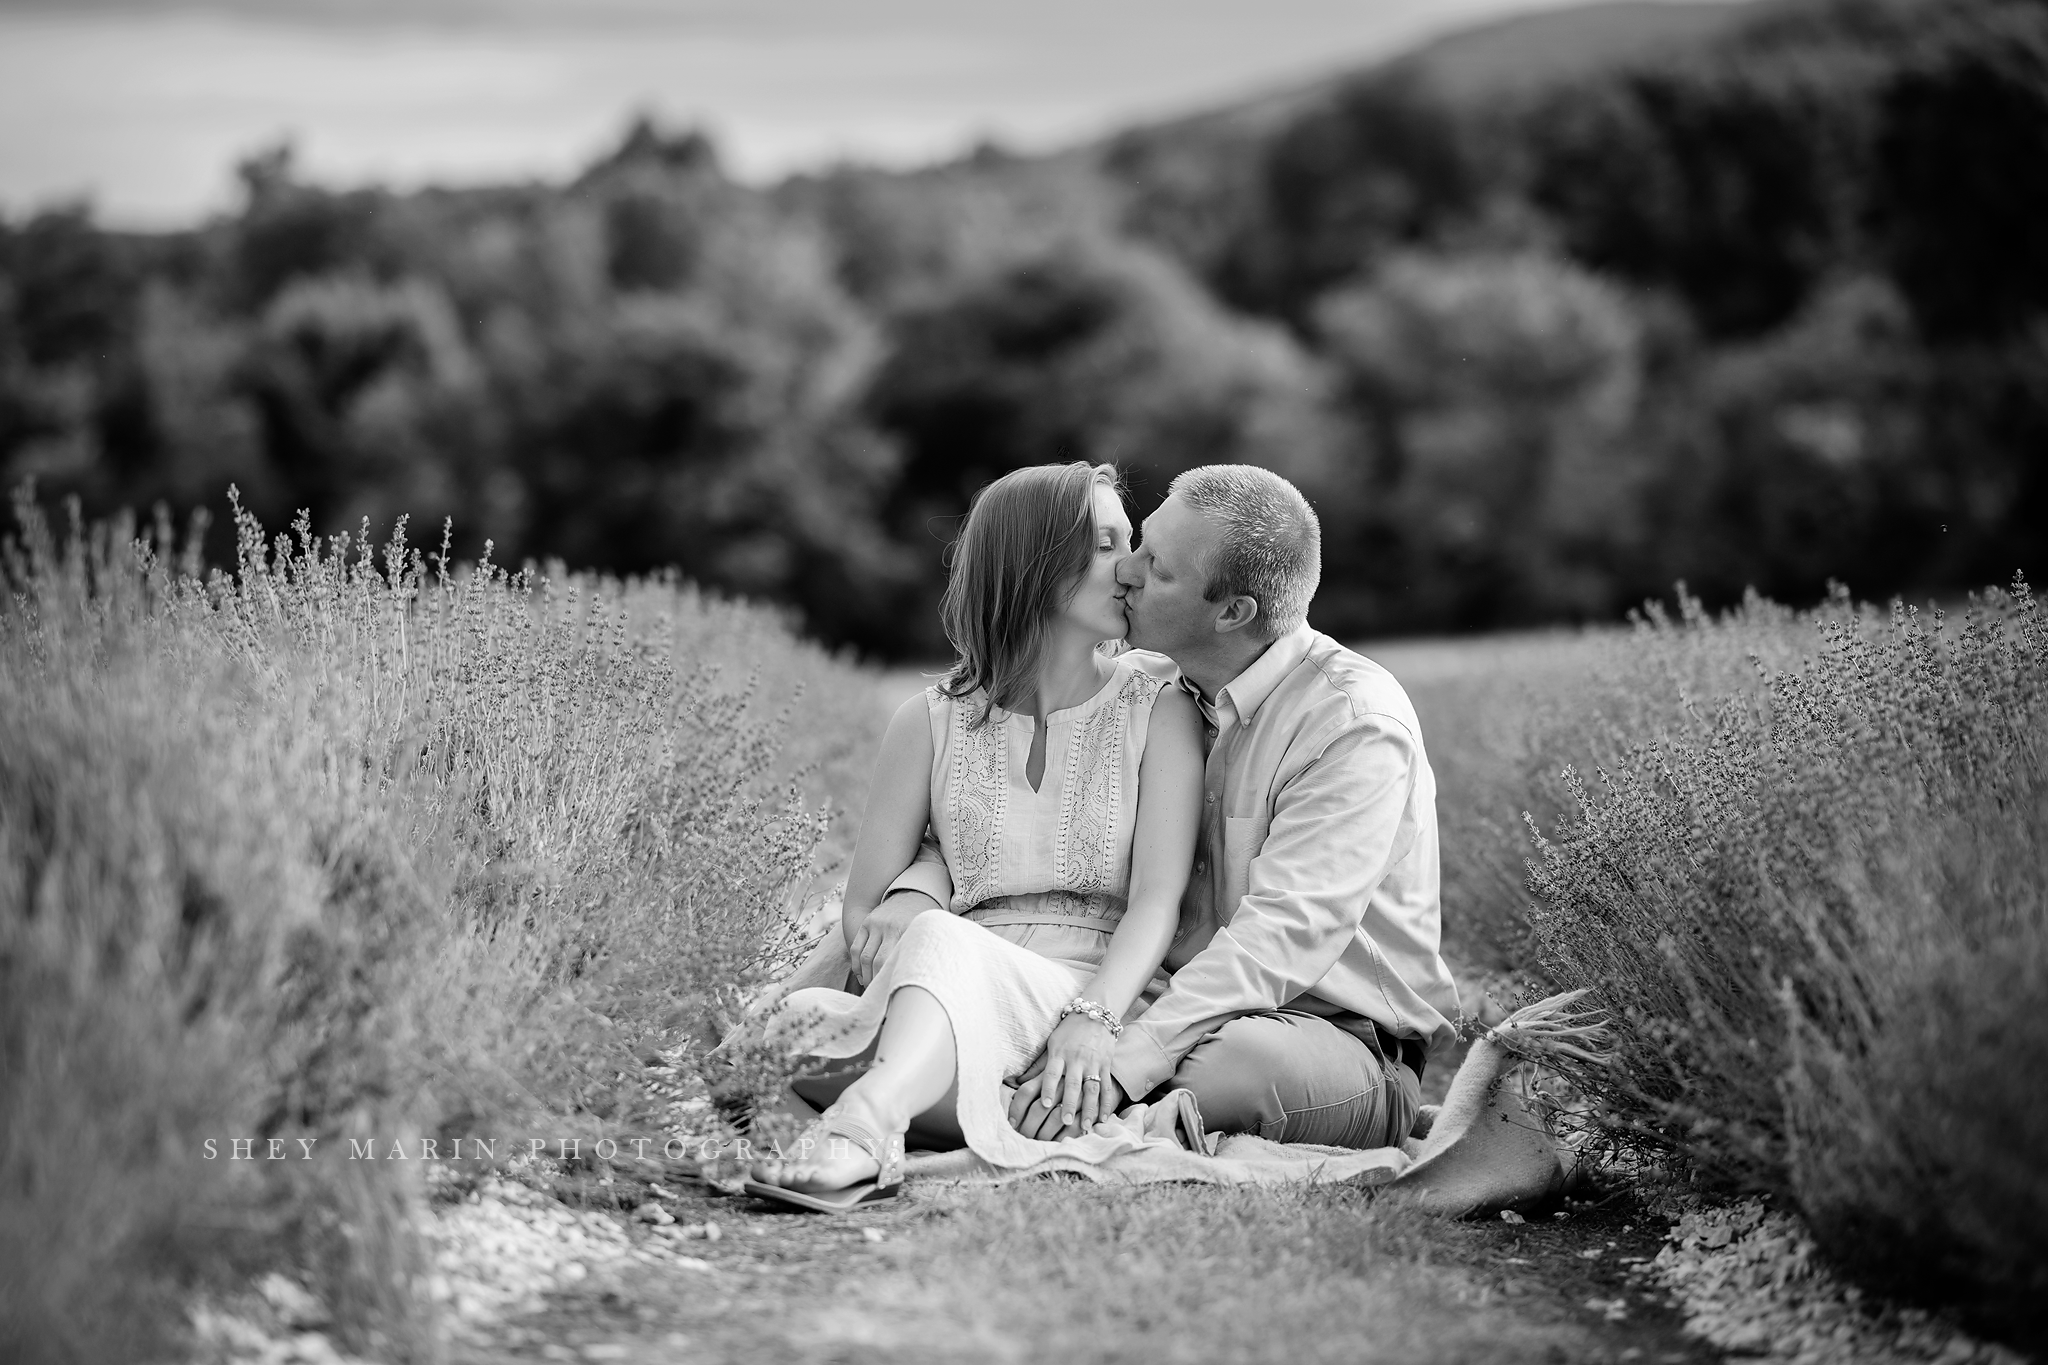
<box><xmin>201</xmin><ymin>1136</ymin><xmax>835</xmax><ymax>1162</ymax></box>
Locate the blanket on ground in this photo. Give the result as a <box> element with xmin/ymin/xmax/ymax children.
<box><xmin>752</xmin><ymin>914</ymin><xmax>1608</xmax><ymax>1217</ymax></box>
<box><xmin>897</xmin><ymin>995</ymin><xmax>1603</xmax><ymax>1216</ymax></box>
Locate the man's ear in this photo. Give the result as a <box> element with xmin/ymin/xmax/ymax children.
<box><xmin>1212</xmin><ymin>595</ymin><xmax>1261</xmax><ymax>636</ymax></box>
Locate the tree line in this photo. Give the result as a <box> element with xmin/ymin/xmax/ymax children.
<box><xmin>1</xmin><ymin>0</ymin><xmax>2040</xmax><ymax>657</ymax></box>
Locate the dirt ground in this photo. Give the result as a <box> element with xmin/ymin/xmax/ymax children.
<box><xmin>448</xmin><ymin>1171</ymin><xmax>1720</xmax><ymax>1365</ymax></box>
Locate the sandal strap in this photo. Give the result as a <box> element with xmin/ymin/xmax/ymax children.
<box><xmin>813</xmin><ymin>1113</ymin><xmax>903</xmax><ymax>1190</ymax></box>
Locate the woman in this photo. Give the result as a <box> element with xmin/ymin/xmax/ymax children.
<box><xmin>743</xmin><ymin>461</ymin><xmax>1204</xmax><ymax>1210</ymax></box>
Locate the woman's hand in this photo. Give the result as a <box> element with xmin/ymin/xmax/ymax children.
<box><xmin>1011</xmin><ymin>1013</ymin><xmax>1119</xmax><ymax>1138</ymax></box>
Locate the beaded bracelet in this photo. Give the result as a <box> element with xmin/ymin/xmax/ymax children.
<box><xmin>1058</xmin><ymin>997</ymin><xmax>1124</xmax><ymax>1038</ymax></box>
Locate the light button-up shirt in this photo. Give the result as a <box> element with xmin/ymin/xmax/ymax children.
<box><xmin>1111</xmin><ymin>626</ymin><xmax>1460</xmax><ymax>1101</ymax></box>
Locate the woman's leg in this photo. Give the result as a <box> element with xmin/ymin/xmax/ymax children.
<box><xmin>754</xmin><ymin>985</ymin><xmax>962</xmax><ymax>1190</ymax></box>
<box><xmin>788</xmin><ymin>1038</ymin><xmax>876</xmax><ymax>1112</ymax></box>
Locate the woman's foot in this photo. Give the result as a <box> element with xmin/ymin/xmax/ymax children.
<box><xmin>750</xmin><ymin>1107</ymin><xmax>896</xmax><ymax>1194</ymax></box>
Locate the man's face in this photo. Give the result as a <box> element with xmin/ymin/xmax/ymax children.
<box><xmin>1117</xmin><ymin>493</ymin><xmax>1225</xmax><ymax>658</ymax></box>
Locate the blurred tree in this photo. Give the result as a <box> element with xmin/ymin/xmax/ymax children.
<box><xmin>4</xmin><ymin>204</ymin><xmax>132</xmax><ymax>367</ymax></box>
<box><xmin>1629</xmin><ymin>275</ymin><xmax>1928</xmax><ymax>608</ymax></box>
<box><xmin>588</xmin><ymin>121</ymin><xmax>723</xmax><ymax>293</ymax></box>
<box><xmin>0</xmin><ymin>288</ymin><xmax>74</xmax><ymax>481</ymax></box>
<box><xmin>1525</xmin><ymin>63</ymin><xmax>1859</xmax><ymax>338</ymax></box>
<box><xmin>495</xmin><ymin>129</ymin><xmax>914</xmax><ymax>644</ymax></box>
<box><xmin>779</xmin><ymin>157</ymin><xmax>1112</xmax><ymax>311</ymax></box>
<box><xmin>862</xmin><ymin>236</ymin><xmax>1338</xmax><ymax>650</ymax></box>
<box><xmin>1101</xmin><ymin>110</ymin><xmax>1283</xmax><ymax>312</ymax></box>
<box><xmin>1315</xmin><ymin>250</ymin><xmax>1644</xmax><ymax>630</ymax></box>
<box><xmin>508</xmin><ymin>295</ymin><xmax>764</xmax><ymax>567</ymax></box>
<box><xmin>1622</xmin><ymin>269</ymin><xmax>2047</xmax><ymax>615</ymax></box>
<box><xmin>596</xmin><ymin>116</ymin><xmax>721</xmax><ymax>179</ymax></box>
<box><xmin>0</xmin><ymin>203</ymin><xmax>155</xmax><ymax>510</ymax></box>
<box><xmin>228</xmin><ymin>144</ymin><xmax>393</xmax><ymax>311</ymax></box>
<box><xmin>1871</xmin><ymin>4</ymin><xmax>2048</xmax><ymax>342</ymax></box>
<box><xmin>127</xmin><ymin>284</ymin><xmax>263</xmax><ymax>511</ymax></box>
<box><xmin>506</xmin><ymin>295</ymin><xmax>912</xmax><ymax>643</ymax></box>
<box><xmin>237</xmin><ymin>273</ymin><xmax>483</xmax><ymax>535</ymax></box>
<box><xmin>1907</xmin><ymin>331</ymin><xmax>2048</xmax><ymax>594</ymax></box>
<box><xmin>1225</xmin><ymin>69</ymin><xmax>1478</xmax><ymax>318</ymax></box>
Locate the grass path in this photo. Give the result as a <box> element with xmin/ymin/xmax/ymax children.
<box><xmin>449</xmin><ymin>1177</ymin><xmax>1716</xmax><ymax>1365</ymax></box>
<box><xmin>435</xmin><ymin>631</ymin><xmax>1675</xmax><ymax>1363</ymax></box>
<box><xmin>418</xmin><ymin>623</ymin><xmax>2017</xmax><ymax>1365</ymax></box>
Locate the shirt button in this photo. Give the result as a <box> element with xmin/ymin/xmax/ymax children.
<box><xmin>1205</xmin><ymin>793</ymin><xmax>1216</xmax><ymax>804</ymax></box>
<box><xmin>1194</xmin><ymin>862</ymin><xmax>1207</xmax><ymax>874</ymax></box>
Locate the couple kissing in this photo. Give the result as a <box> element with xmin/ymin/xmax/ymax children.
<box><xmin>739</xmin><ymin>461</ymin><xmax>1458</xmax><ymax>1212</ymax></box>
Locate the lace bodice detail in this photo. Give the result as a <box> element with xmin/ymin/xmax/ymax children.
<box><xmin>926</xmin><ymin>657</ymin><xmax>1169</xmax><ymax>925</ymax></box>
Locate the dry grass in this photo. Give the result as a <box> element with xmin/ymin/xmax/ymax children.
<box><xmin>487</xmin><ymin>1175</ymin><xmax>1709</xmax><ymax>1365</ymax></box>
<box><xmin>872</xmin><ymin>1181</ymin><xmax>1591</xmax><ymax>1365</ymax></box>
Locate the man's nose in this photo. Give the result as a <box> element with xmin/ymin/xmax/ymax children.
<box><xmin>1115</xmin><ymin>554</ymin><xmax>1141</xmax><ymax>588</ymax></box>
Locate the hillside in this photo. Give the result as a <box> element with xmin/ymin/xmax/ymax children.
<box><xmin>1401</xmin><ymin>0</ymin><xmax>1754</xmax><ymax>100</ymax></box>
<box><xmin>1076</xmin><ymin>0</ymin><xmax>1771</xmax><ymax>320</ymax></box>
<box><xmin>807</xmin><ymin>0</ymin><xmax>1764</xmax><ymax>285</ymax></box>
<box><xmin>1105</xmin><ymin>0</ymin><xmax>1753</xmax><ymax>148</ymax></box>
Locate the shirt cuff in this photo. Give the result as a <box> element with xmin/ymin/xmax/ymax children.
<box><xmin>1110</xmin><ymin>1028</ymin><xmax>1177</xmax><ymax>1103</ymax></box>
<box><xmin>883</xmin><ymin>862</ymin><xmax>949</xmax><ymax>910</ymax></box>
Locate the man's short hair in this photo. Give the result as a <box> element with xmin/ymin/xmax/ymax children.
<box><xmin>1168</xmin><ymin>465</ymin><xmax>1321</xmax><ymax>641</ymax></box>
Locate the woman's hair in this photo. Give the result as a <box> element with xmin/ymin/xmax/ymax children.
<box><xmin>939</xmin><ymin>461</ymin><xmax>1122</xmax><ymax>724</ymax></box>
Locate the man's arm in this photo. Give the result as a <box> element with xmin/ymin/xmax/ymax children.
<box><xmin>882</xmin><ymin>834</ymin><xmax>952</xmax><ymax>911</ymax></box>
<box><xmin>844</xmin><ymin>833</ymin><xmax>952</xmax><ymax>984</ymax></box>
<box><xmin>1110</xmin><ymin>718</ymin><xmax>1419</xmax><ymax>1101</ymax></box>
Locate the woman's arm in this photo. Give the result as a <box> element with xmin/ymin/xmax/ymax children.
<box><xmin>840</xmin><ymin>692</ymin><xmax>938</xmax><ymax>960</ymax></box>
<box><xmin>1078</xmin><ymin>684</ymin><xmax>1204</xmax><ymax>1015</ymax></box>
<box><xmin>1035</xmin><ymin>684</ymin><xmax>1205</xmax><ymax>1129</ymax></box>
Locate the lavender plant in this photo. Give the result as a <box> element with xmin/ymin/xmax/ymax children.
<box><xmin>0</xmin><ymin>486</ymin><xmax>857</xmax><ymax>1362</ymax></box>
<box><xmin>1523</xmin><ymin>577</ymin><xmax>2046</xmax><ymax>1344</ymax></box>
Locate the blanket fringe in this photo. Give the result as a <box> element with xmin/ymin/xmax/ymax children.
<box><xmin>1483</xmin><ymin>989</ymin><xmax>1613</xmax><ymax>1070</ymax></box>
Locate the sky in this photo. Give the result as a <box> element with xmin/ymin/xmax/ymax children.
<box><xmin>0</xmin><ymin>0</ymin><xmax>1727</xmax><ymax>227</ymax></box>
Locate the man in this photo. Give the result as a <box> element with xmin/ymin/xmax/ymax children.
<box><xmin>863</xmin><ymin>464</ymin><xmax>1458</xmax><ymax>1150</ymax></box>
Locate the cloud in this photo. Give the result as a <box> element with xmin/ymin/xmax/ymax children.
<box><xmin>0</xmin><ymin>0</ymin><xmax>759</xmax><ymax>27</ymax></box>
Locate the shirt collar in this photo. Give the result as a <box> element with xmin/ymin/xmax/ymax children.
<box><xmin>1215</xmin><ymin>624</ymin><xmax>1315</xmax><ymax>728</ymax></box>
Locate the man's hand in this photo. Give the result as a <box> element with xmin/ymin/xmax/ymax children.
<box><xmin>1007</xmin><ymin>1048</ymin><xmax>1127</xmax><ymax>1141</ymax></box>
<box><xmin>844</xmin><ymin>890</ymin><xmax>938</xmax><ymax>986</ymax></box>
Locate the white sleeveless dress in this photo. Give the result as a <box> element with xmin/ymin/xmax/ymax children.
<box><xmin>770</xmin><ymin>654</ymin><xmax>1171</xmax><ymax>1169</ymax></box>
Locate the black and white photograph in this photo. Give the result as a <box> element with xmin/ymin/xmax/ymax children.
<box><xmin>1</xmin><ymin>0</ymin><xmax>2043</xmax><ymax>1361</ymax></box>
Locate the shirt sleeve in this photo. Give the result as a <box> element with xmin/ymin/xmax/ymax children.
<box><xmin>1111</xmin><ymin>717</ymin><xmax>1419</xmax><ymax>1100</ymax></box>
<box><xmin>883</xmin><ymin>832</ymin><xmax>953</xmax><ymax>909</ymax></box>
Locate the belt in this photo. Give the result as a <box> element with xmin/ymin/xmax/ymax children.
<box><xmin>963</xmin><ymin>906</ymin><xmax>1121</xmax><ymax>932</ymax></box>
<box><xmin>1375</xmin><ymin>1022</ymin><xmax>1428</xmax><ymax>1083</ymax></box>
<box><xmin>963</xmin><ymin>893</ymin><xmax>1124</xmax><ymax>933</ymax></box>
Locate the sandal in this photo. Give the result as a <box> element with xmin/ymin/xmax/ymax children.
<box><xmin>741</xmin><ymin>1113</ymin><xmax>904</xmax><ymax>1214</ymax></box>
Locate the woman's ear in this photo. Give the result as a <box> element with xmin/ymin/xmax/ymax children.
<box><xmin>1212</xmin><ymin>595</ymin><xmax>1261</xmax><ymax>636</ymax></box>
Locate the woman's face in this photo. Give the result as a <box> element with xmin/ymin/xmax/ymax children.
<box><xmin>1060</xmin><ymin>482</ymin><xmax>1134</xmax><ymax>643</ymax></box>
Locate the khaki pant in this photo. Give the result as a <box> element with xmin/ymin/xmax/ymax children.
<box><xmin>1162</xmin><ymin>1009</ymin><xmax>1422</xmax><ymax>1150</ymax></box>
